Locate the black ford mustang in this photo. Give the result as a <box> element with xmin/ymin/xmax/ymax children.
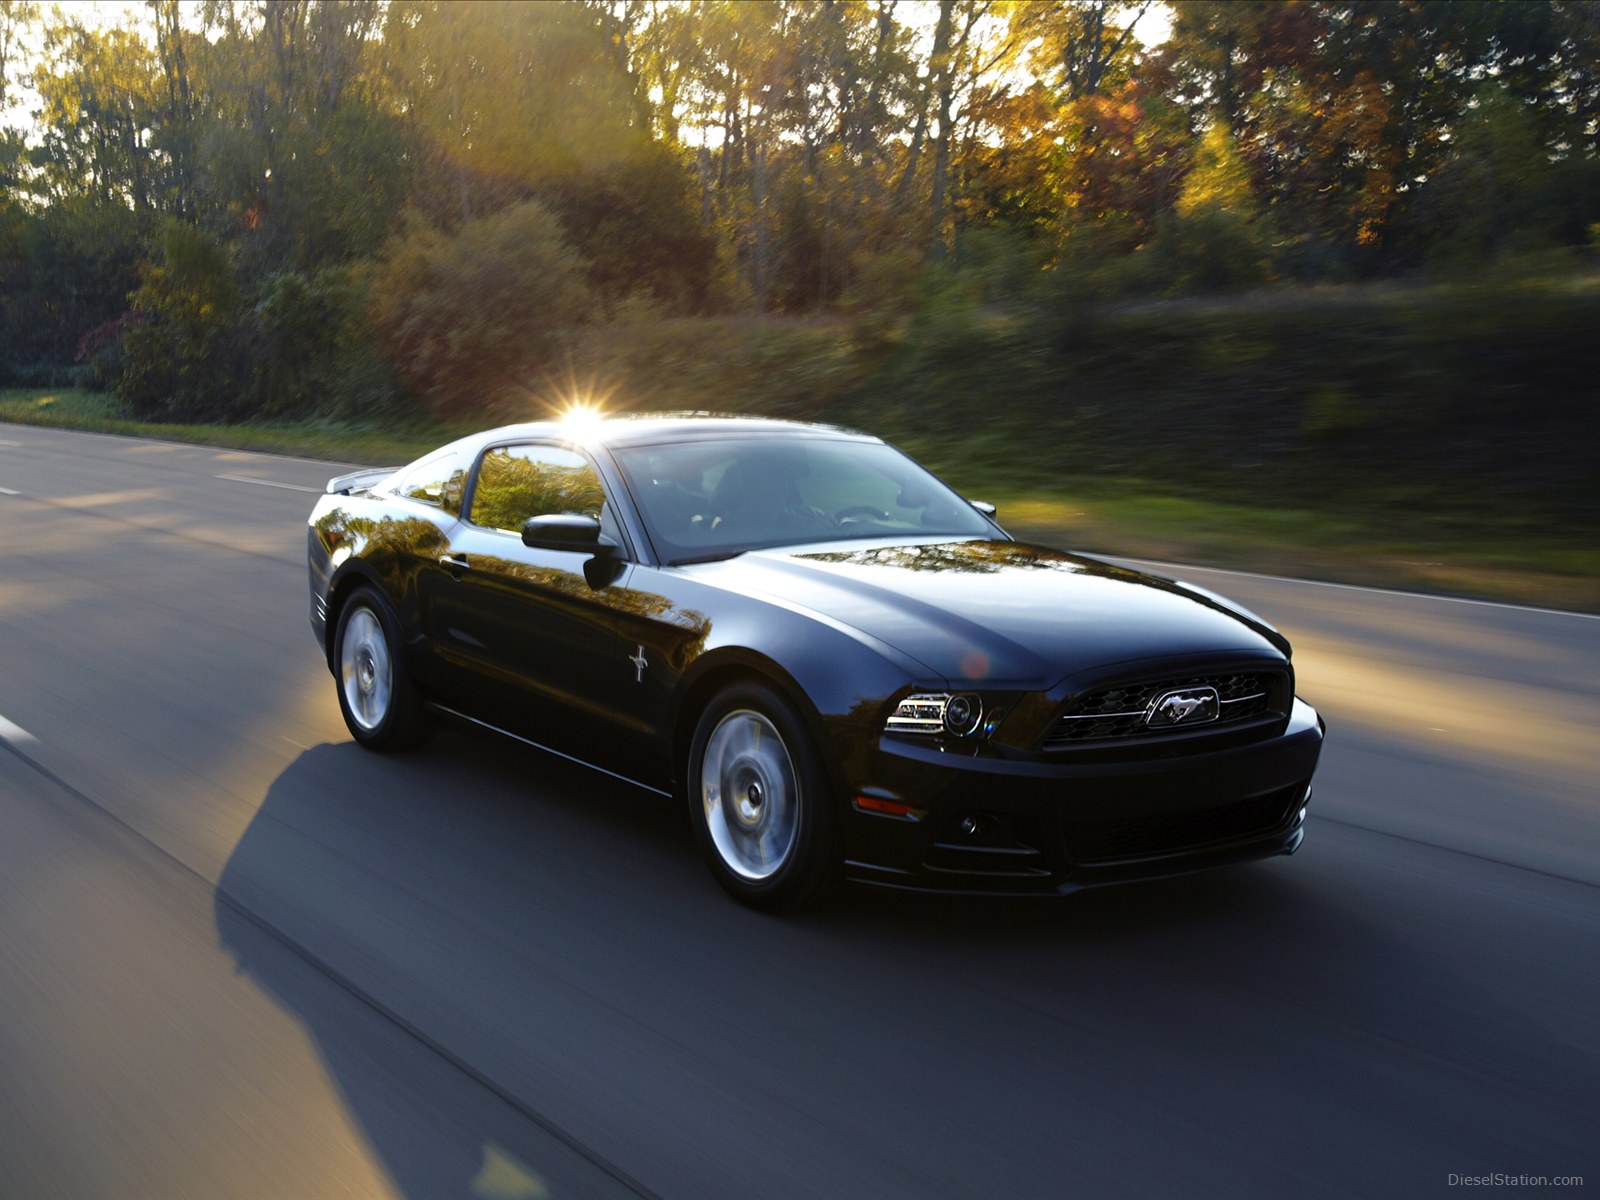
<box><xmin>307</xmin><ymin>414</ymin><xmax>1323</xmax><ymax>909</ymax></box>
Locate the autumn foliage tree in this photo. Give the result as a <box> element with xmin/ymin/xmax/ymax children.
<box><xmin>1</xmin><ymin>0</ymin><xmax>1597</xmax><ymax>412</ymax></box>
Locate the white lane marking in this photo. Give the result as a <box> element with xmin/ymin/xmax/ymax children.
<box><xmin>0</xmin><ymin>439</ymin><xmax>20</xmax><ymax>446</ymax></box>
<box><xmin>1120</xmin><ymin>557</ymin><xmax>1600</xmax><ymax>621</ymax></box>
<box><xmin>0</xmin><ymin>486</ymin><xmax>18</xmax><ymax>495</ymax></box>
<box><xmin>0</xmin><ymin>714</ymin><xmax>39</xmax><ymax>747</ymax></box>
<box><xmin>215</xmin><ymin>473</ymin><xmax>321</xmax><ymax>493</ymax></box>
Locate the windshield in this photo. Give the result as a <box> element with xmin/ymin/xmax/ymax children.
<box><xmin>611</xmin><ymin>437</ymin><xmax>995</xmax><ymax>564</ymax></box>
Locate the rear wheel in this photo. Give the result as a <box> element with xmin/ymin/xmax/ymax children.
<box><xmin>334</xmin><ymin>587</ymin><xmax>428</xmax><ymax>751</ymax></box>
<box><xmin>688</xmin><ymin>682</ymin><xmax>834</xmax><ymax>911</ymax></box>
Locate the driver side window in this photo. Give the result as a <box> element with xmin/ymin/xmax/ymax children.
<box><xmin>469</xmin><ymin>444</ymin><xmax>611</xmax><ymax>537</ymax></box>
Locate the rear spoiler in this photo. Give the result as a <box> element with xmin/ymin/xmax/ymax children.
<box><xmin>325</xmin><ymin>467</ymin><xmax>398</xmax><ymax>495</ymax></box>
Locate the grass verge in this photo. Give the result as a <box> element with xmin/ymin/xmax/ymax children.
<box><xmin>3</xmin><ymin>387</ymin><xmax>1594</xmax><ymax>612</ymax></box>
<box><xmin>993</xmin><ymin>493</ymin><xmax>1599</xmax><ymax>615</ymax></box>
<box><xmin>0</xmin><ymin>388</ymin><xmax>450</xmax><ymax>465</ymax></box>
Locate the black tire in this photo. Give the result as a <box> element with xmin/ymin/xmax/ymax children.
<box><xmin>687</xmin><ymin>681</ymin><xmax>835</xmax><ymax>911</ymax></box>
<box><xmin>332</xmin><ymin>587</ymin><xmax>429</xmax><ymax>751</ymax></box>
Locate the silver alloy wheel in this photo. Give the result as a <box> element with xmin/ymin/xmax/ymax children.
<box><xmin>340</xmin><ymin>605</ymin><xmax>393</xmax><ymax>733</ymax></box>
<box><xmin>700</xmin><ymin>709</ymin><xmax>800</xmax><ymax>880</ymax></box>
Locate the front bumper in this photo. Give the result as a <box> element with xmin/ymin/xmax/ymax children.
<box><xmin>840</xmin><ymin>698</ymin><xmax>1324</xmax><ymax>894</ymax></box>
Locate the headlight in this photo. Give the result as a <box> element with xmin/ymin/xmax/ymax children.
<box><xmin>886</xmin><ymin>692</ymin><xmax>986</xmax><ymax>738</ymax></box>
<box><xmin>943</xmin><ymin>694</ymin><xmax>983</xmax><ymax>736</ymax></box>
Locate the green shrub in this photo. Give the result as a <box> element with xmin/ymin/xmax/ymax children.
<box><xmin>367</xmin><ymin>202</ymin><xmax>594</xmax><ymax>421</ymax></box>
<box><xmin>119</xmin><ymin>224</ymin><xmax>249</xmax><ymax>421</ymax></box>
<box><xmin>571</xmin><ymin>314</ymin><xmax>873</xmax><ymax>419</ymax></box>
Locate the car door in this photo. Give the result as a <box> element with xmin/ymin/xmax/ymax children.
<box><xmin>379</xmin><ymin>446</ymin><xmax>472</xmax><ymax>694</ymax></box>
<box><xmin>599</xmin><ymin>562</ymin><xmax>716</xmax><ymax>783</ymax></box>
<box><xmin>422</xmin><ymin>441</ymin><xmax>629</xmax><ymax>757</ymax></box>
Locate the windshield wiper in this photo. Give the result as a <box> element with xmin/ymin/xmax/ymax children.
<box><xmin>669</xmin><ymin>549</ymin><xmax>748</xmax><ymax>566</ymax></box>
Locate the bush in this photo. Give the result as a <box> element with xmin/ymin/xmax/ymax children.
<box><xmin>245</xmin><ymin>268</ymin><xmax>410</xmax><ymax>420</ymax></box>
<box><xmin>119</xmin><ymin>224</ymin><xmax>250</xmax><ymax>421</ymax></box>
<box><xmin>838</xmin><ymin>244</ymin><xmax>923</xmax><ymax>316</ymax></box>
<box><xmin>539</xmin><ymin>149</ymin><xmax>717</xmax><ymax>313</ymax></box>
<box><xmin>1144</xmin><ymin>207</ymin><xmax>1277</xmax><ymax>295</ymax></box>
<box><xmin>0</xmin><ymin>360</ymin><xmax>98</xmax><ymax>389</ymax></box>
<box><xmin>1141</xmin><ymin>121</ymin><xmax>1278</xmax><ymax>295</ymax></box>
<box><xmin>571</xmin><ymin>313</ymin><xmax>874</xmax><ymax>419</ymax></box>
<box><xmin>367</xmin><ymin>202</ymin><xmax>594</xmax><ymax>420</ymax></box>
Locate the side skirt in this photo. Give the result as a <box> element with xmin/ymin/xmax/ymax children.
<box><xmin>426</xmin><ymin>703</ymin><xmax>674</xmax><ymax>799</ymax></box>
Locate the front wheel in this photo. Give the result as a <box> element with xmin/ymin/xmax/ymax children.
<box><xmin>333</xmin><ymin>587</ymin><xmax>429</xmax><ymax>751</ymax></box>
<box><xmin>688</xmin><ymin>682</ymin><xmax>835</xmax><ymax>911</ymax></box>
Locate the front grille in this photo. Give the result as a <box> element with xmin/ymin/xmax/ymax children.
<box><xmin>1045</xmin><ymin>671</ymin><xmax>1283</xmax><ymax>748</ymax></box>
<box><xmin>1063</xmin><ymin>784</ymin><xmax>1303</xmax><ymax>864</ymax></box>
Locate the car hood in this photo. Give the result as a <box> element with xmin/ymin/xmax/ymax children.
<box><xmin>697</xmin><ymin>539</ymin><xmax>1288</xmax><ymax>687</ymax></box>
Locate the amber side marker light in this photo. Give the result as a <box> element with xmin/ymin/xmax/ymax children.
<box><xmin>854</xmin><ymin>794</ymin><xmax>926</xmax><ymax>821</ymax></box>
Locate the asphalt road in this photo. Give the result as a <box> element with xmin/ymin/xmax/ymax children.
<box><xmin>1</xmin><ymin>423</ymin><xmax>1595</xmax><ymax>1200</ymax></box>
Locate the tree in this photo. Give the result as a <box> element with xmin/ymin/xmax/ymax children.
<box><xmin>959</xmin><ymin>2</ymin><xmax>1175</xmax><ymax>250</ymax></box>
<box><xmin>1159</xmin><ymin>0</ymin><xmax>1600</xmax><ymax>264</ymax></box>
<box><xmin>384</xmin><ymin>0</ymin><xmax>650</xmax><ymax>225</ymax></box>
<box><xmin>203</xmin><ymin>0</ymin><xmax>407</xmax><ymax>270</ymax></box>
<box><xmin>1416</xmin><ymin>83</ymin><xmax>1570</xmax><ymax>262</ymax></box>
<box><xmin>30</xmin><ymin>14</ymin><xmax>163</xmax><ymax>211</ymax></box>
<box><xmin>0</xmin><ymin>0</ymin><xmax>37</xmax><ymax>113</ymax></box>
<box><xmin>1149</xmin><ymin>119</ymin><xmax>1276</xmax><ymax>291</ymax></box>
<box><xmin>0</xmin><ymin>0</ymin><xmax>38</xmax><ymax>336</ymax></box>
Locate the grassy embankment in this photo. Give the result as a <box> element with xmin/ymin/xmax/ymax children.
<box><xmin>5</xmin><ymin>272</ymin><xmax>1597</xmax><ymax>611</ymax></box>
<box><xmin>0</xmin><ymin>388</ymin><xmax>444</xmax><ymax>466</ymax></box>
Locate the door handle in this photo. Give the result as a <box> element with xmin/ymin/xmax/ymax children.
<box><xmin>440</xmin><ymin>554</ymin><xmax>471</xmax><ymax>573</ymax></box>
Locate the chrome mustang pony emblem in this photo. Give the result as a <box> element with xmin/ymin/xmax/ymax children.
<box><xmin>1145</xmin><ymin>686</ymin><xmax>1220</xmax><ymax>728</ymax></box>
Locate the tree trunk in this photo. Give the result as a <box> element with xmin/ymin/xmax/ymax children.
<box><xmin>928</xmin><ymin>0</ymin><xmax>956</xmax><ymax>260</ymax></box>
<box><xmin>152</xmin><ymin>0</ymin><xmax>195</xmax><ymax>219</ymax></box>
<box><xmin>893</xmin><ymin>0</ymin><xmax>951</xmax><ymax>213</ymax></box>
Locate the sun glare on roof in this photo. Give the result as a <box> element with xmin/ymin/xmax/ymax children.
<box><xmin>558</xmin><ymin>403</ymin><xmax>606</xmax><ymax>437</ymax></box>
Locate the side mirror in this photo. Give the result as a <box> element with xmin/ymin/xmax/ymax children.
<box><xmin>521</xmin><ymin>513</ymin><xmax>616</xmax><ymax>554</ymax></box>
<box><xmin>968</xmin><ymin>500</ymin><xmax>997</xmax><ymax>518</ymax></box>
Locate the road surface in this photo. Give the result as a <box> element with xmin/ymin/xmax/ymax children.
<box><xmin>1</xmin><ymin>424</ymin><xmax>1595</xmax><ymax>1198</ymax></box>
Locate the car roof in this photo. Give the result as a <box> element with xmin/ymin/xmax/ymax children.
<box><xmin>468</xmin><ymin>412</ymin><xmax>880</xmax><ymax>452</ymax></box>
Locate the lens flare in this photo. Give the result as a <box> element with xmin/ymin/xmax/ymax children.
<box><xmin>558</xmin><ymin>403</ymin><xmax>606</xmax><ymax>437</ymax></box>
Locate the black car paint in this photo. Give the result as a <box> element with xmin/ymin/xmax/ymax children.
<box><xmin>309</xmin><ymin>416</ymin><xmax>1323</xmax><ymax>894</ymax></box>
